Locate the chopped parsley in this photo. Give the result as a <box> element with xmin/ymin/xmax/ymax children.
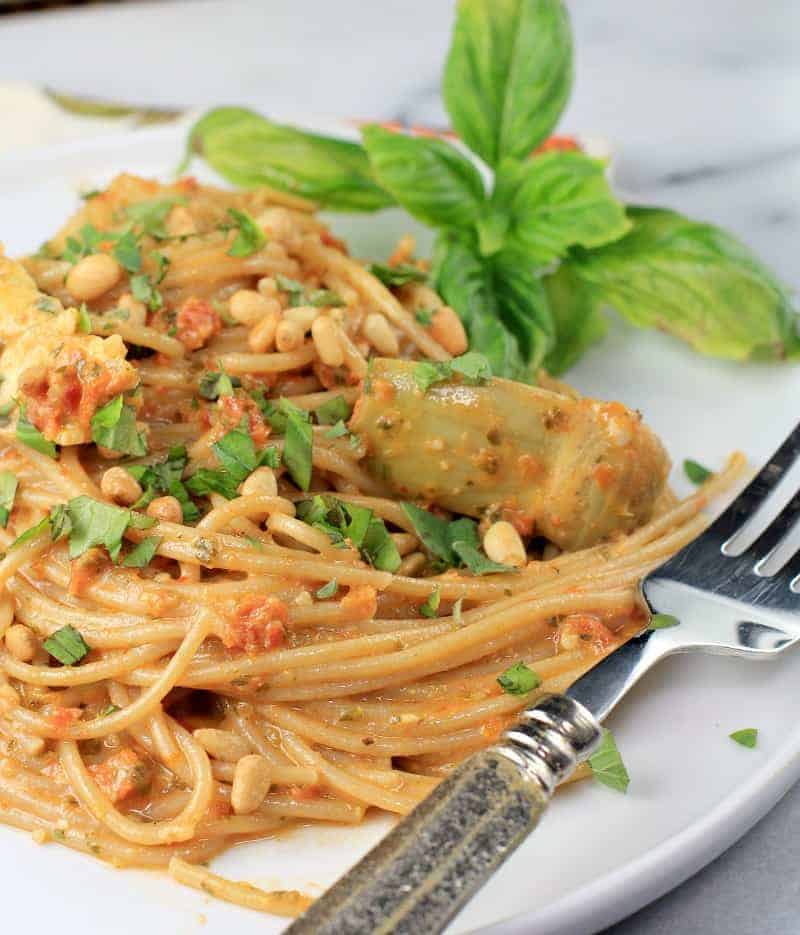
<box><xmin>497</xmin><ymin>661</ymin><xmax>541</xmax><ymax>695</ymax></box>
<box><xmin>66</xmin><ymin>496</ymin><xmax>155</xmax><ymax>562</ymax></box>
<box><xmin>649</xmin><ymin>613</ymin><xmax>679</xmax><ymax>630</ymax></box>
<box><xmin>126</xmin><ymin>446</ymin><xmax>199</xmax><ymax>523</ymax></box>
<box><xmin>130</xmin><ymin>272</ymin><xmax>163</xmax><ymax>312</ymax></box>
<box><xmin>730</xmin><ymin>728</ymin><xmax>758</xmax><ymax>749</ymax></box>
<box><xmin>420</xmin><ymin>587</ymin><xmax>441</xmax><ymax>618</ymax></box>
<box><xmin>684</xmin><ymin>459</ymin><xmax>712</xmax><ymax>485</ymax></box>
<box><xmin>315</xmin><ymin>579</ymin><xmax>339</xmax><ymax>599</ymax></box>
<box><xmin>198</xmin><ymin>370</ymin><xmax>240</xmax><ymax>400</ymax></box>
<box><xmin>76</xmin><ymin>303</ymin><xmax>92</xmax><ymax>333</ymax></box>
<box><xmin>43</xmin><ymin>625</ymin><xmax>90</xmax><ymax>666</ymax></box>
<box><xmin>400</xmin><ymin>504</ymin><xmax>515</xmax><ymax>576</ymax></box>
<box><xmin>61</xmin><ymin>224</ymin><xmax>107</xmax><ymax>265</ymax></box>
<box><xmin>111</xmin><ymin>229</ymin><xmax>141</xmax><ymax>273</ymax></box>
<box><xmin>280</xmin><ymin>401</ymin><xmax>313</xmax><ymax>491</ymax></box>
<box><xmin>368</xmin><ymin>262</ymin><xmax>427</xmax><ymax>287</ymax></box>
<box><xmin>0</xmin><ymin>471</ymin><xmax>18</xmax><ymax>528</ymax></box>
<box><xmin>16</xmin><ymin>409</ymin><xmax>57</xmax><ymax>458</ymax></box>
<box><xmin>90</xmin><ymin>395</ymin><xmax>147</xmax><ymax>457</ymax></box>
<box><xmin>226</xmin><ymin>207</ymin><xmax>267</xmax><ymax>257</ymax></box>
<box><xmin>186</xmin><ymin>422</ymin><xmax>280</xmax><ymax>500</ymax></box>
<box><xmin>125</xmin><ymin>196</ymin><xmax>186</xmax><ymax>240</ymax></box>
<box><xmin>589</xmin><ymin>729</ymin><xmax>630</xmax><ymax>793</ymax></box>
<box><xmin>415</xmin><ymin>308</ymin><xmax>434</xmax><ymax>326</ymax></box>
<box><xmin>315</xmin><ymin>395</ymin><xmax>351</xmax><ymax>425</ymax></box>
<box><xmin>324</xmin><ymin>419</ymin><xmax>350</xmax><ymax>440</ymax></box>
<box><xmin>275</xmin><ymin>275</ymin><xmax>344</xmax><ymax>308</ymax></box>
<box><xmin>296</xmin><ymin>495</ymin><xmax>401</xmax><ymax>572</ymax></box>
<box><xmin>122</xmin><ymin>535</ymin><xmax>162</xmax><ymax>568</ymax></box>
<box><xmin>412</xmin><ymin>352</ymin><xmax>492</xmax><ymax>394</ymax></box>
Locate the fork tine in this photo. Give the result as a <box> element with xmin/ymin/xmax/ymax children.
<box><xmin>718</xmin><ymin>423</ymin><xmax>800</xmax><ymax>557</ymax></box>
<box><xmin>754</xmin><ymin>511</ymin><xmax>800</xmax><ymax>577</ymax></box>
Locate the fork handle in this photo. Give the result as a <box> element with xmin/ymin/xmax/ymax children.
<box><xmin>285</xmin><ymin>696</ymin><xmax>601</xmax><ymax>935</ymax></box>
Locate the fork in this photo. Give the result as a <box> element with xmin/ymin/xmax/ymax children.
<box><xmin>286</xmin><ymin>426</ymin><xmax>800</xmax><ymax>935</ymax></box>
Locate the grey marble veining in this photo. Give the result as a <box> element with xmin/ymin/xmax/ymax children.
<box><xmin>1</xmin><ymin>1</ymin><xmax>800</xmax><ymax>932</ymax></box>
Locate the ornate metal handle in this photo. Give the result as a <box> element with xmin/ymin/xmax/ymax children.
<box><xmin>285</xmin><ymin>696</ymin><xmax>601</xmax><ymax>935</ymax></box>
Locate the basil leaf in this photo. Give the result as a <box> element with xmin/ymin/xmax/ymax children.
<box><xmin>61</xmin><ymin>223</ymin><xmax>106</xmax><ymax>264</ymax></box>
<box><xmin>368</xmin><ymin>263</ymin><xmax>428</xmax><ymax>288</ymax></box>
<box><xmin>185</xmin><ymin>107</ymin><xmax>392</xmax><ymax>212</ymax></box>
<box><xmin>412</xmin><ymin>351</ymin><xmax>493</xmax><ymax>394</ymax></box>
<box><xmin>129</xmin><ymin>447</ymin><xmax>195</xmax><ymax>519</ymax></box>
<box><xmin>497</xmin><ymin>661</ymin><xmax>541</xmax><ymax>694</ymax></box>
<box><xmin>49</xmin><ymin>503</ymin><xmax>72</xmax><ymax>541</ymax></box>
<box><xmin>199</xmin><ymin>370</ymin><xmax>240</xmax><ymax>400</ymax></box>
<box><xmin>16</xmin><ymin>411</ymin><xmax>57</xmax><ymax>458</ymax></box>
<box><xmin>730</xmin><ymin>728</ymin><xmax>758</xmax><ymax>749</ymax></box>
<box><xmin>297</xmin><ymin>495</ymin><xmax>399</xmax><ymax>571</ymax></box>
<box><xmin>90</xmin><ymin>395</ymin><xmax>147</xmax><ymax>457</ymax></box>
<box><xmin>684</xmin><ymin>459</ymin><xmax>712</xmax><ymax>485</ymax></box>
<box><xmin>185</xmin><ymin>467</ymin><xmax>240</xmax><ymax>500</ymax></box>
<box><xmin>112</xmin><ymin>229</ymin><xmax>142</xmax><ymax>273</ymax></box>
<box><xmin>400</xmin><ymin>503</ymin><xmax>454</xmax><ymax>565</ymax></box>
<box><xmin>122</xmin><ymin>536</ymin><xmax>162</xmax><ymax>568</ymax></box>
<box><xmin>125</xmin><ymin>196</ymin><xmax>185</xmax><ymax>240</ymax></box>
<box><xmin>315</xmin><ymin>395</ymin><xmax>351</xmax><ymax>425</ymax></box>
<box><xmin>362</xmin><ymin>124</ymin><xmax>486</xmax><ymax>229</ymax></box>
<box><xmin>168</xmin><ymin>478</ymin><xmax>201</xmax><ymax>524</ymax></box>
<box><xmin>316</xmin><ymin>579</ymin><xmax>338</xmax><ymax>599</ymax></box>
<box><xmin>43</xmin><ymin>625</ymin><xmax>90</xmax><ymax>666</ymax></box>
<box><xmin>282</xmin><ymin>402</ymin><xmax>313</xmax><ymax>491</ymax></box>
<box><xmin>443</xmin><ymin>0</ymin><xmax>574</xmax><ymax>167</ymax></box>
<box><xmin>571</xmin><ymin>206</ymin><xmax>800</xmax><ymax>360</ymax></box>
<box><xmin>130</xmin><ymin>272</ymin><xmax>163</xmax><ymax>311</ymax></box>
<box><xmin>9</xmin><ymin>515</ymin><xmax>51</xmax><ymax>550</ymax></box>
<box><xmin>420</xmin><ymin>587</ymin><xmax>441</xmax><ymax>618</ymax></box>
<box><xmin>415</xmin><ymin>309</ymin><xmax>433</xmax><ymax>326</ymax></box>
<box><xmin>212</xmin><ymin>423</ymin><xmax>259</xmax><ymax>482</ymax></box>
<box><xmin>76</xmin><ymin>303</ymin><xmax>93</xmax><ymax>334</ymax></box>
<box><xmin>490</xmin><ymin>245</ymin><xmax>555</xmax><ymax>368</ymax></box>
<box><xmin>0</xmin><ymin>471</ymin><xmax>18</xmax><ymax>528</ymax></box>
<box><xmin>451</xmin><ymin>540</ymin><xmax>515</xmax><ymax>576</ymax></box>
<box><xmin>361</xmin><ymin>517</ymin><xmax>402</xmax><ymax>572</ymax></box>
<box><xmin>495</xmin><ymin>152</ymin><xmax>630</xmax><ymax>265</ymax></box>
<box><xmin>589</xmin><ymin>728</ymin><xmax>630</xmax><ymax>793</ymax></box>
<box><xmin>66</xmin><ymin>496</ymin><xmax>139</xmax><ymax>562</ymax></box>
<box><xmin>324</xmin><ymin>420</ymin><xmax>349</xmax><ymax>440</ymax></box>
<box><xmin>541</xmin><ymin>260</ymin><xmax>607</xmax><ymax>374</ymax></box>
<box><xmin>275</xmin><ymin>275</ymin><xmax>307</xmax><ymax>307</ymax></box>
<box><xmin>649</xmin><ymin>613</ymin><xmax>680</xmax><ymax>630</ymax></box>
<box><xmin>226</xmin><ymin>207</ymin><xmax>267</xmax><ymax>258</ymax></box>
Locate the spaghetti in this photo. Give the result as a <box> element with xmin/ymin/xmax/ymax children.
<box><xmin>0</xmin><ymin>175</ymin><xmax>743</xmax><ymax>915</ymax></box>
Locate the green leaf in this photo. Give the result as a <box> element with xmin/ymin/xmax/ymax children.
<box><xmin>570</xmin><ymin>206</ymin><xmax>800</xmax><ymax>361</ymax></box>
<box><xmin>226</xmin><ymin>207</ymin><xmax>267</xmax><ymax>258</ymax></box>
<box><xmin>76</xmin><ymin>303</ymin><xmax>93</xmax><ymax>334</ymax></box>
<box><xmin>184</xmin><ymin>107</ymin><xmax>393</xmax><ymax>212</ymax></box>
<box><xmin>16</xmin><ymin>411</ymin><xmax>57</xmax><ymax>458</ymax></box>
<box><xmin>443</xmin><ymin>0</ymin><xmax>574</xmax><ymax>167</ymax></box>
<box><xmin>122</xmin><ymin>536</ymin><xmax>162</xmax><ymax>568</ymax></box>
<box><xmin>495</xmin><ymin>152</ymin><xmax>631</xmax><ymax>265</ymax></box>
<box><xmin>415</xmin><ymin>309</ymin><xmax>434</xmax><ymax>326</ymax></box>
<box><xmin>125</xmin><ymin>196</ymin><xmax>185</xmax><ymax>240</ymax></box>
<box><xmin>368</xmin><ymin>262</ymin><xmax>428</xmax><ymax>288</ymax></box>
<box><xmin>315</xmin><ymin>395</ymin><xmax>351</xmax><ymax>425</ymax></box>
<box><xmin>451</xmin><ymin>540</ymin><xmax>516</xmax><ymax>576</ymax></box>
<box><xmin>316</xmin><ymin>579</ymin><xmax>338</xmax><ymax>599</ymax></box>
<box><xmin>275</xmin><ymin>275</ymin><xmax>307</xmax><ymax>307</ymax></box>
<box><xmin>212</xmin><ymin>423</ymin><xmax>259</xmax><ymax>482</ymax></box>
<box><xmin>112</xmin><ymin>229</ymin><xmax>142</xmax><ymax>273</ymax></box>
<box><xmin>730</xmin><ymin>728</ymin><xmax>758</xmax><ymax>749</ymax></box>
<box><xmin>649</xmin><ymin>613</ymin><xmax>680</xmax><ymax>630</ymax></box>
<box><xmin>128</xmin><ymin>447</ymin><xmax>198</xmax><ymax>521</ymax></box>
<box><xmin>684</xmin><ymin>459</ymin><xmax>712</xmax><ymax>485</ymax></box>
<box><xmin>9</xmin><ymin>515</ymin><xmax>51</xmax><ymax>550</ymax></box>
<box><xmin>66</xmin><ymin>496</ymin><xmax>137</xmax><ymax>562</ymax></box>
<box><xmin>282</xmin><ymin>402</ymin><xmax>313</xmax><ymax>491</ymax></box>
<box><xmin>362</xmin><ymin>124</ymin><xmax>486</xmax><ymax>229</ymax></box>
<box><xmin>130</xmin><ymin>272</ymin><xmax>163</xmax><ymax>311</ymax></box>
<box><xmin>324</xmin><ymin>420</ymin><xmax>349</xmax><ymax>440</ymax></box>
<box><xmin>589</xmin><ymin>728</ymin><xmax>630</xmax><ymax>793</ymax></box>
<box><xmin>490</xmin><ymin>245</ymin><xmax>555</xmax><ymax>368</ymax></box>
<box><xmin>412</xmin><ymin>351</ymin><xmax>493</xmax><ymax>394</ymax></box>
<box><xmin>198</xmin><ymin>370</ymin><xmax>240</xmax><ymax>400</ymax></box>
<box><xmin>497</xmin><ymin>661</ymin><xmax>541</xmax><ymax>694</ymax></box>
<box><xmin>60</xmin><ymin>223</ymin><xmax>106</xmax><ymax>264</ymax></box>
<box><xmin>90</xmin><ymin>395</ymin><xmax>147</xmax><ymax>457</ymax></box>
<box><xmin>420</xmin><ymin>586</ymin><xmax>441</xmax><ymax>618</ymax></box>
<box><xmin>0</xmin><ymin>471</ymin><xmax>18</xmax><ymax>528</ymax></box>
<box><xmin>541</xmin><ymin>260</ymin><xmax>607</xmax><ymax>374</ymax></box>
<box><xmin>185</xmin><ymin>467</ymin><xmax>241</xmax><ymax>500</ymax></box>
<box><xmin>400</xmin><ymin>503</ymin><xmax>454</xmax><ymax>565</ymax></box>
<box><xmin>297</xmin><ymin>495</ymin><xmax>399</xmax><ymax>571</ymax></box>
<box><xmin>43</xmin><ymin>625</ymin><xmax>90</xmax><ymax>666</ymax></box>
<box><xmin>361</xmin><ymin>517</ymin><xmax>402</xmax><ymax>572</ymax></box>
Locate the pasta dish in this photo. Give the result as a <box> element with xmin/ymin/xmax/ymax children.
<box><xmin>0</xmin><ymin>175</ymin><xmax>742</xmax><ymax>915</ymax></box>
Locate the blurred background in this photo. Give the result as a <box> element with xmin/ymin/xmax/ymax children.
<box><xmin>1</xmin><ymin>2</ymin><xmax>799</xmax><ymax>933</ymax></box>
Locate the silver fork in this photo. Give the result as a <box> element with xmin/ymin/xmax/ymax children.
<box><xmin>286</xmin><ymin>427</ymin><xmax>800</xmax><ymax>935</ymax></box>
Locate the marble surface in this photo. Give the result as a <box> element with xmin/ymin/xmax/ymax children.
<box><xmin>1</xmin><ymin>1</ymin><xmax>799</xmax><ymax>932</ymax></box>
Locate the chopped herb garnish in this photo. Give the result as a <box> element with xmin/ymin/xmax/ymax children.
<box><xmin>0</xmin><ymin>471</ymin><xmax>18</xmax><ymax>528</ymax></box>
<box><xmin>589</xmin><ymin>729</ymin><xmax>630</xmax><ymax>793</ymax></box>
<box><xmin>43</xmin><ymin>625</ymin><xmax>90</xmax><ymax>666</ymax></box>
<box><xmin>274</xmin><ymin>275</ymin><xmax>344</xmax><ymax>309</ymax></box>
<box><xmin>100</xmin><ymin>704</ymin><xmax>120</xmax><ymax>717</ymax></box>
<box><xmin>452</xmin><ymin>596</ymin><xmax>463</xmax><ymax>625</ymax></box>
<box><xmin>282</xmin><ymin>400</ymin><xmax>313</xmax><ymax>491</ymax></box>
<box><xmin>122</xmin><ymin>536</ymin><xmax>162</xmax><ymax>568</ymax></box>
<box><xmin>649</xmin><ymin>613</ymin><xmax>679</xmax><ymax>630</ymax></box>
<box><xmin>198</xmin><ymin>370</ymin><xmax>240</xmax><ymax>400</ymax></box>
<box><xmin>415</xmin><ymin>308</ymin><xmax>434</xmax><ymax>325</ymax></box>
<box><xmin>186</xmin><ymin>423</ymin><xmax>279</xmax><ymax>500</ymax></box>
<box><xmin>9</xmin><ymin>515</ymin><xmax>51</xmax><ymax>550</ymax></box>
<box><xmin>730</xmin><ymin>728</ymin><xmax>758</xmax><ymax>749</ymax></box>
<box><xmin>35</xmin><ymin>296</ymin><xmax>59</xmax><ymax>315</ymax></box>
<box><xmin>125</xmin><ymin>196</ymin><xmax>186</xmax><ymax>240</ymax></box>
<box><xmin>0</xmin><ymin>400</ymin><xmax>16</xmax><ymax>427</ymax></box>
<box><xmin>324</xmin><ymin>420</ymin><xmax>349</xmax><ymax>440</ymax></box>
<box><xmin>90</xmin><ymin>395</ymin><xmax>147</xmax><ymax>457</ymax></box>
<box><xmin>152</xmin><ymin>251</ymin><xmax>170</xmax><ymax>284</ymax></box>
<box><xmin>369</xmin><ymin>262</ymin><xmax>427</xmax><ymax>287</ymax></box>
<box><xmin>307</xmin><ymin>288</ymin><xmax>345</xmax><ymax>308</ymax></box>
<box><xmin>126</xmin><ymin>447</ymin><xmax>198</xmax><ymax>522</ymax></box>
<box><xmin>80</xmin><ymin>189</ymin><xmax>101</xmax><ymax>201</ymax></box>
<box><xmin>226</xmin><ymin>207</ymin><xmax>267</xmax><ymax>257</ymax></box>
<box><xmin>130</xmin><ymin>272</ymin><xmax>163</xmax><ymax>311</ymax></box>
<box><xmin>111</xmin><ymin>229</ymin><xmax>141</xmax><ymax>273</ymax></box>
<box><xmin>76</xmin><ymin>303</ymin><xmax>92</xmax><ymax>333</ymax></box>
<box><xmin>315</xmin><ymin>395</ymin><xmax>351</xmax><ymax>425</ymax></box>
<box><xmin>497</xmin><ymin>661</ymin><xmax>541</xmax><ymax>695</ymax></box>
<box><xmin>275</xmin><ymin>275</ymin><xmax>307</xmax><ymax>307</ymax></box>
<box><xmin>684</xmin><ymin>459</ymin><xmax>712</xmax><ymax>485</ymax></box>
<box><xmin>16</xmin><ymin>410</ymin><xmax>57</xmax><ymax>458</ymax></box>
<box><xmin>420</xmin><ymin>587</ymin><xmax>441</xmax><ymax>618</ymax></box>
<box><xmin>61</xmin><ymin>223</ymin><xmax>106</xmax><ymax>264</ymax></box>
<box><xmin>412</xmin><ymin>351</ymin><xmax>492</xmax><ymax>394</ymax></box>
<box><xmin>66</xmin><ymin>496</ymin><xmax>155</xmax><ymax>562</ymax></box>
<box><xmin>316</xmin><ymin>579</ymin><xmax>339</xmax><ymax>599</ymax></box>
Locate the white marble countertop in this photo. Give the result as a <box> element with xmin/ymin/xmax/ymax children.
<box><xmin>1</xmin><ymin>1</ymin><xmax>799</xmax><ymax>932</ymax></box>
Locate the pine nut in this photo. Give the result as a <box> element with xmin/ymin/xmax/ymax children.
<box><xmin>257</xmin><ymin>276</ymin><xmax>278</xmax><ymax>298</ymax></box>
<box><xmin>430</xmin><ymin>306</ymin><xmax>468</xmax><ymax>356</ymax></box>
<box><xmin>257</xmin><ymin>207</ymin><xmax>293</xmax><ymax>240</ymax></box>
<box><xmin>284</xmin><ymin>305</ymin><xmax>320</xmax><ymax>331</ymax></box>
<box><xmin>100</xmin><ymin>466</ymin><xmax>143</xmax><ymax>506</ymax></box>
<box><xmin>230</xmin><ymin>289</ymin><xmax>275</xmax><ymax>326</ymax></box>
<box><xmin>483</xmin><ymin>521</ymin><xmax>527</xmax><ymax>568</ymax></box>
<box><xmin>5</xmin><ymin>624</ymin><xmax>38</xmax><ymax>663</ymax></box>
<box><xmin>193</xmin><ymin>728</ymin><xmax>251</xmax><ymax>763</ymax></box>
<box><xmin>240</xmin><ymin>466</ymin><xmax>278</xmax><ymax>497</ymax></box>
<box><xmin>363</xmin><ymin>313</ymin><xmax>399</xmax><ymax>356</ymax></box>
<box><xmin>166</xmin><ymin>205</ymin><xmax>196</xmax><ymax>237</ymax></box>
<box><xmin>311</xmin><ymin>316</ymin><xmax>345</xmax><ymax>367</ymax></box>
<box><xmin>247</xmin><ymin>310</ymin><xmax>281</xmax><ymax>352</ymax></box>
<box><xmin>231</xmin><ymin>754</ymin><xmax>272</xmax><ymax>814</ymax></box>
<box><xmin>398</xmin><ymin>551</ymin><xmax>427</xmax><ymax>577</ymax></box>
<box><xmin>275</xmin><ymin>319</ymin><xmax>305</xmax><ymax>353</ymax></box>
<box><xmin>146</xmin><ymin>496</ymin><xmax>183</xmax><ymax>524</ymax></box>
<box><xmin>66</xmin><ymin>254</ymin><xmax>122</xmax><ymax>301</ymax></box>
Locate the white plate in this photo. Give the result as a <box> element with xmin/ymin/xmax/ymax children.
<box><xmin>1</xmin><ymin>122</ymin><xmax>800</xmax><ymax>935</ymax></box>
